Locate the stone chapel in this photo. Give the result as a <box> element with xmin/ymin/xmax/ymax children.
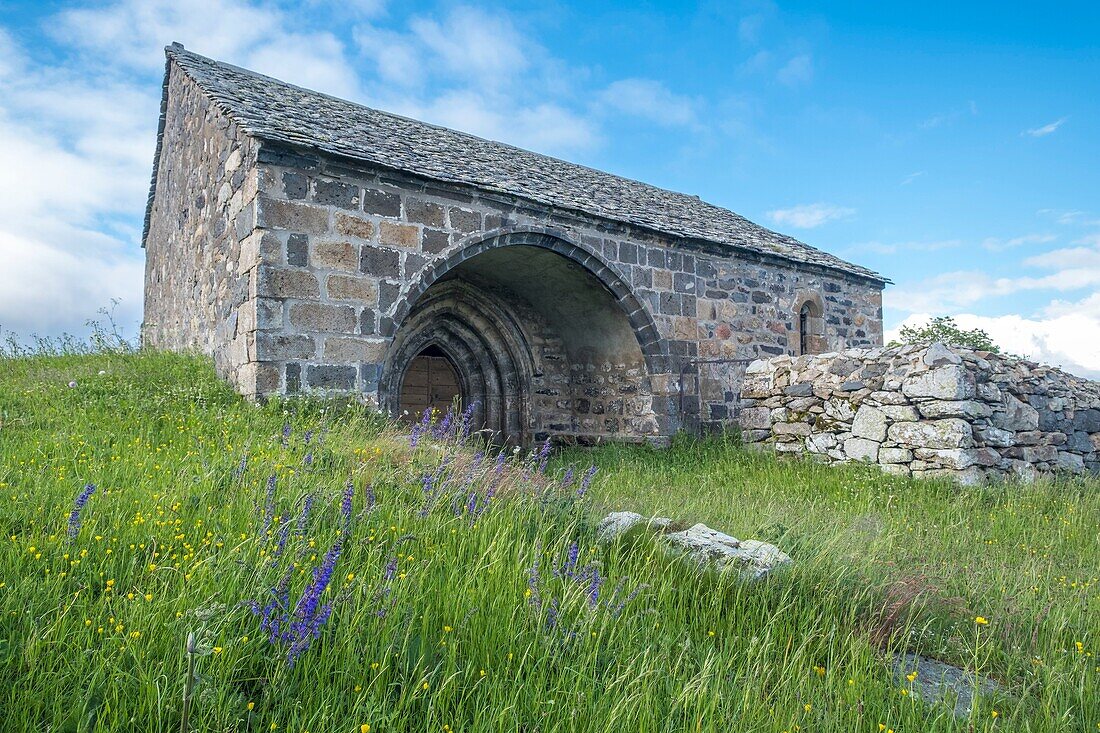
<box><xmin>142</xmin><ymin>44</ymin><xmax>887</xmax><ymax>445</ymax></box>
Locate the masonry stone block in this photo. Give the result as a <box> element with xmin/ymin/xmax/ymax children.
<box><xmin>851</xmin><ymin>404</ymin><xmax>887</xmax><ymax>442</ymax></box>
<box><xmin>992</xmin><ymin>394</ymin><xmax>1040</xmax><ymax>432</ymax></box>
<box><xmin>334</xmin><ymin>212</ymin><xmax>374</xmax><ymax>240</ymax></box>
<box><xmin>256</xmin><ymin>332</ymin><xmax>316</xmax><ymax>360</ymax></box>
<box><xmin>326</xmin><ymin>274</ymin><xmax>379</xmax><ymax>303</ymax></box>
<box><xmin>422</xmin><ymin>229</ymin><xmax>450</xmax><ymax>254</ymax></box>
<box><xmin>888</xmin><ymin>419</ymin><xmax>972</xmax><ymax>449</ymax></box>
<box><xmin>323</xmin><ymin>336</ymin><xmax>387</xmax><ymax>362</ymax></box>
<box><xmin>362</xmin><ymin>188</ymin><xmax>401</xmax><ymax>217</ymax></box>
<box><xmin>917</xmin><ymin>400</ymin><xmax>993</xmax><ymax>419</ymax></box>
<box><xmin>404</xmin><ymin>198</ymin><xmax>445</xmax><ymax>227</ymax></box>
<box><xmin>844</xmin><ymin>437</ymin><xmax>880</xmax><ymax>462</ymax></box>
<box><xmin>448</xmin><ymin>207</ymin><xmax>481</xmax><ymax>233</ymax></box>
<box><xmin>306</xmin><ymin>364</ymin><xmax>357</xmax><ymax>390</ymax></box>
<box><xmin>286</xmin><ymin>234</ymin><xmax>309</xmax><ymax>266</ymax></box>
<box><xmin>314</xmin><ymin>179</ymin><xmax>359</xmax><ymax>209</ymax></box>
<box><xmin>289</xmin><ymin>302</ymin><xmax>357</xmax><ymax>333</ymax></box>
<box><xmin>379</xmin><ymin>221</ymin><xmax>420</xmax><ymax>249</ymax></box>
<box><xmin>311</xmin><ymin>241</ymin><xmax>359</xmax><ymax>272</ymax></box>
<box><xmin>256</xmin><ymin>196</ymin><xmax>329</xmax><ymax>234</ymax></box>
<box><xmin>360</xmin><ymin>246</ymin><xmax>401</xmax><ymax>278</ymax></box>
<box><xmin>255</xmin><ymin>266</ymin><xmax>319</xmax><ymax>299</ymax></box>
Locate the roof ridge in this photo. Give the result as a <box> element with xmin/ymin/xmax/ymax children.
<box><xmin>154</xmin><ymin>44</ymin><xmax>888</xmax><ymax>284</ymax></box>
<box><xmin>166</xmin><ymin>45</ymin><xmax>751</xmax><ymax>215</ymax></box>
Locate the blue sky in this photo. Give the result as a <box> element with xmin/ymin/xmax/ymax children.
<box><xmin>2</xmin><ymin>1</ymin><xmax>1098</xmax><ymax>375</ymax></box>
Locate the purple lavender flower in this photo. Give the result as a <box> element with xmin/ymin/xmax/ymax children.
<box><xmin>272</xmin><ymin>519</ymin><xmax>291</xmax><ymax>561</ymax></box>
<box><xmin>256</xmin><ymin>566</ymin><xmax>294</xmax><ymax>643</ymax></box>
<box><xmin>536</xmin><ymin>438</ymin><xmax>552</xmax><ymax>474</ymax></box>
<box><xmin>432</xmin><ymin>407</ymin><xmax>454</xmax><ymax>440</ymax></box>
<box><xmin>296</xmin><ymin>493</ymin><xmax>315</xmax><ymax>535</ymax></box>
<box><xmin>563</xmin><ymin>542</ymin><xmax>579</xmax><ymax>578</ymax></box>
<box><xmin>341</xmin><ymin>481</ymin><xmax>354</xmax><ymax>526</ymax></box>
<box><xmin>410</xmin><ymin>408</ymin><xmax>432</xmax><ymax>447</ymax></box>
<box><xmin>560</xmin><ymin>467</ymin><xmax>575</xmax><ymax>488</ymax></box>
<box><xmin>585</xmin><ymin>567</ymin><xmax>604</xmax><ymax>608</ymax></box>
<box><xmin>282</xmin><ymin>423</ymin><xmax>292</xmax><ymax>447</ymax></box>
<box><xmin>261</xmin><ymin>474</ymin><xmax>277</xmax><ymax>535</ymax></box>
<box><xmin>545</xmin><ymin>598</ymin><xmax>560</xmax><ymax>631</ymax></box>
<box><xmin>458</xmin><ymin>400</ymin><xmax>480</xmax><ymax>440</ymax></box>
<box><xmin>364</xmin><ymin>484</ymin><xmax>376</xmax><ymax>514</ymax></box>
<box><xmin>303</xmin><ymin>452</ymin><xmax>313</xmax><ymax>466</ymax></box>
<box><xmin>526</xmin><ymin>549</ymin><xmax>542</xmax><ymax>610</ymax></box>
<box><xmin>303</xmin><ymin>430</ymin><xmax>313</xmax><ymax>445</ymax></box>
<box><xmin>233</xmin><ymin>454</ymin><xmax>248</xmax><ymax>481</ymax></box>
<box><xmin>286</xmin><ymin>535</ymin><xmax>343</xmax><ymax>665</ymax></box>
<box><xmin>383</xmin><ymin>556</ymin><xmax>398</xmax><ymax>582</ymax></box>
<box><xmin>66</xmin><ymin>483</ymin><xmax>96</xmax><ymax>541</ymax></box>
<box><xmin>577</xmin><ymin>465</ymin><xmax>598</xmax><ymax>498</ymax></box>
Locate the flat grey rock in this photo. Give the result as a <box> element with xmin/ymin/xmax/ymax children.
<box><xmin>597</xmin><ymin>512</ymin><xmax>791</xmax><ymax>580</ymax></box>
<box><xmin>893</xmin><ymin>653</ymin><xmax>1002</xmax><ymax>719</ymax></box>
<box><xmin>663</xmin><ymin>523</ymin><xmax>791</xmax><ymax>579</ymax></box>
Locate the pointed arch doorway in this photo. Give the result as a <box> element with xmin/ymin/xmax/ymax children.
<box><xmin>398</xmin><ymin>345</ymin><xmax>464</xmax><ymax>420</ymax></box>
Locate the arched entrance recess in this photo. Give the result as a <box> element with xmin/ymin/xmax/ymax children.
<box><xmin>380</xmin><ymin>229</ymin><xmax>667</xmax><ymax>444</ymax></box>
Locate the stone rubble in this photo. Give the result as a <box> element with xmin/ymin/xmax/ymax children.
<box><xmin>596</xmin><ymin>511</ymin><xmax>791</xmax><ymax>579</ymax></box>
<box><xmin>740</xmin><ymin>343</ymin><xmax>1100</xmax><ymax>483</ymax></box>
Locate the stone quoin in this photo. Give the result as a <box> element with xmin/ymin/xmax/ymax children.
<box><xmin>142</xmin><ymin>44</ymin><xmax>886</xmax><ymax>445</ymax></box>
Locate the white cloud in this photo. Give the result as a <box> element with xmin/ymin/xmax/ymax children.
<box><xmin>900</xmin><ymin>170</ymin><xmax>925</xmax><ymax>185</ymax></box>
<box><xmin>407</xmin><ymin>6</ymin><xmax>530</xmax><ymax>89</ymax></box>
<box><xmin>597</xmin><ymin>79</ymin><xmax>698</xmax><ymax>127</ymax></box>
<box><xmin>1024</xmin><ymin>117</ymin><xmax>1066</xmax><ymax>137</ymax></box>
<box><xmin>885</xmin><ymin>308</ymin><xmax>1100</xmax><ymax>379</ymax></box>
<box><xmin>8</xmin><ymin>0</ymin><xmax>703</xmax><ymax>340</ymax></box>
<box><xmin>0</xmin><ymin>229</ymin><xmax>144</xmax><ymax>338</ymax></box>
<box><xmin>0</xmin><ymin>0</ymin><xmax>362</xmax><ymax>341</ymax></box>
<box><xmin>981</xmin><ymin>233</ymin><xmax>1055</xmax><ymax>252</ymax></box>
<box><xmin>53</xmin><ymin>0</ymin><xmax>281</xmax><ymax>73</ymax></box>
<box><xmin>776</xmin><ymin>53</ymin><xmax>813</xmax><ymax>86</ymax></box>
<box><xmin>887</xmin><ymin>235</ymin><xmax>1100</xmax><ymax>315</ymax></box>
<box><xmin>851</xmin><ymin>239</ymin><xmax>959</xmax><ymax>256</ymax></box>
<box><xmin>767</xmin><ymin>202</ymin><xmax>854</xmax><ymax>229</ymax></box>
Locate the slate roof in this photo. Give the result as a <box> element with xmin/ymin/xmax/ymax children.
<box><xmin>151</xmin><ymin>44</ymin><xmax>886</xmax><ymax>284</ymax></box>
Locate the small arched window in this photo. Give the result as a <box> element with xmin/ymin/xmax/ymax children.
<box><xmin>795</xmin><ymin>294</ymin><xmax>825</xmax><ymax>355</ymax></box>
<box><xmin>799</xmin><ymin>303</ymin><xmax>812</xmax><ymax>355</ymax></box>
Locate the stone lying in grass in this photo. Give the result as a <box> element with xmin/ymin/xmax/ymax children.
<box><xmin>596</xmin><ymin>511</ymin><xmax>791</xmax><ymax>579</ymax></box>
<box><xmin>893</xmin><ymin>652</ymin><xmax>1003</xmax><ymax>719</ymax></box>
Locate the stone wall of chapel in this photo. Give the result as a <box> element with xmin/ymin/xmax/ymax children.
<box><xmin>142</xmin><ymin>67</ymin><xmax>263</xmax><ymax>394</ymax></box>
<box><xmin>145</xmin><ymin>77</ymin><xmax>884</xmax><ymax>440</ymax></box>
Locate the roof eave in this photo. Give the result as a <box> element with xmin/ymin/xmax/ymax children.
<box><xmin>140</xmin><ymin>44</ymin><xmax>181</xmax><ymax>249</ymax></box>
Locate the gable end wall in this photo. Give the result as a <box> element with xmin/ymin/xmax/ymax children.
<box><xmin>142</xmin><ymin>62</ymin><xmax>266</xmax><ymax>394</ymax></box>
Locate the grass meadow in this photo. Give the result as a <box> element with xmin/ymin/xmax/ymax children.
<box><xmin>0</xmin><ymin>351</ymin><xmax>1096</xmax><ymax>732</ymax></box>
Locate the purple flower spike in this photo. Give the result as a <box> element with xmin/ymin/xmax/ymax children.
<box><xmin>341</xmin><ymin>481</ymin><xmax>354</xmax><ymax>520</ymax></box>
<box><xmin>578</xmin><ymin>465</ymin><xmax>598</xmax><ymax>498</ymax></box>
<box><xmin>296</xmin><ymin>493</ymin><xmax>315</xmax><ymax>535</ymax></box>
<box><xmin>67</xmin><ymin>483</ymin><xmax>96</xmax><ymax>541</ymax></box>
<box><xmin>261</xmin><ymin>474</ymin><xmax>277</xmax><ymax>535</ymax></box>
<box><xmin>536</xmin><ymin>438</ymin><xmax>552</xmax><ymax>473</ymax></box>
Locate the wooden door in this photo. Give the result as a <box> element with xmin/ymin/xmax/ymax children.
<box><xmin>399</xmin><ymin>351</ymin><xmax>462</xmax><ymax>420</ymax></box>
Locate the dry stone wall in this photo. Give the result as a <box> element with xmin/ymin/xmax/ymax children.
<box><xmin>740</xmin><ymin>343</ymin><xmax>1100</xmax><ymax>483</ymax></box>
